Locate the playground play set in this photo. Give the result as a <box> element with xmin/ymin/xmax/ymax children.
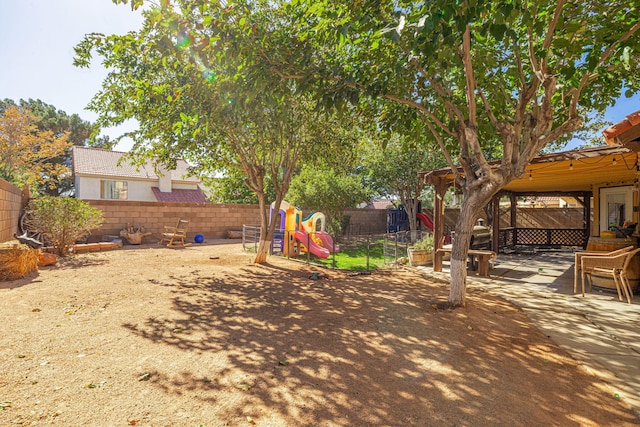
<box><xmin>270</xmin><ymin>201</ymin><xmax>339</xmax><ymax>259</ymax></box>
<box><xmin>387</xmin><ymin>204</ymin><xmax>490</xmax><ymax>248</ymax></box>
<box><xmin>387</xmin><ymin>202</ymin><xmax>436</xmax><ymax>233</ymax></box>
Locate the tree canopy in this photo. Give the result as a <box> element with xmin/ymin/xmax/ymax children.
<box><xmin>0</xmin><ymin>98</ymin><xmax>111</xmax><ymax>195</ymax></box>
<box><xmin>75</xmin><ymin>0</ymin><xmax>357</xmax><ymax>262</ymax></box>
<box><xmin>0</xmin><ymin>106</ymin><xmax>72</xmax><ymax>193</ymax></box>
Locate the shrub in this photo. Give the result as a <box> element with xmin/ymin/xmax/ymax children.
<box><xmin>411</xmin><ymin>234</ymin><xmax>434</xmax><ymax>251</ymax></box>
<box><xmin>24</xmin><ymin>197</ymin><xmax>104</xmax><ymax>256</ymax></box>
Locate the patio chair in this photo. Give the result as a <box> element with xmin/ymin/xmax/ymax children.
<box><xmin>580</xmin><ymin>247</ymin><xmax>640</xmax><ymax>303</ymax></box>
<box><xmin>159</xmin><ymin>219</ymin><xmax>191</xmax><ymax>248</ymax></box>
<box><xmin>574</xmin><ymin>245</ymin><xmax>634</xmax><ymax>293</ymax></box>
<box><xmin>615</xmin><ymin>248</ymin><xmax>640</xmax><ymax>304</ymax></box>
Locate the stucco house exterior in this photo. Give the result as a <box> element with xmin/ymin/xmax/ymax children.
<box><xmin>72</xmin><ymin>146</ymin><xmax>207</xmax><ymax>203</ymax></box>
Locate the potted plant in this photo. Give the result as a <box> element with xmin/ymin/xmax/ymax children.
<box><xmin>407</xmin><ymin>234</ymin><xmax>435</xmax><ymax>266</ymax></box>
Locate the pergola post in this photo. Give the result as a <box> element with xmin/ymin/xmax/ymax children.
<box><xmin>584</xmin><ymin>193</ymin><xmax>591</xmax><ymax>249</ymax></box>
<box><xmin>492</xmin><ymin>193</ymin><xmax>501</xmax><ymax>252</ymax></box>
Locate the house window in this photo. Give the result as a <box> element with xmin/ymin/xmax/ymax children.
<box><xmin>101</xmin><ymin>180</ymin><xmax>128</xmax><ymax>200</ymax></box>
<box><xmin>599</xmin><ymin>186</ymin><xmax>633</xmax><ymax>231</ymax></box>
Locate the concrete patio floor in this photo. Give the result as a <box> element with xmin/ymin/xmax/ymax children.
<box><xmin>418</xmin><ymin>250</ymin><xmax>640</xmax><ymax>419</ymax></box>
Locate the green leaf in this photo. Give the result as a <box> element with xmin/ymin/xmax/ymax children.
<box><xmin>489</xmin><ymin>24</ymin><xmax>507</xmax><ymax>41</ymax></box>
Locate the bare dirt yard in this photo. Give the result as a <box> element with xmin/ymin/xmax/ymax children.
<box><xmin>0</xmin><ymin>242</ymin><xmax>638</xmax><ymax>426</ymax></box>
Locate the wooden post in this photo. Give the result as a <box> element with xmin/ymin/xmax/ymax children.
<box><xmin>509</xmin><ymin>193</ymin><xmax>516</xmax><ymax>228</ymax></box>
<box><xmin>510</xmin><ymin>192</ymin><xmax>517</xmax><ymax>246</ymax></box>
<box><xmin>584</xmin><ymin>193</ymin><xmax>591</xmax><ymax>249</ymax></box>
<box><xmin>492</xmin><ymin>193</ymin><xmax>500</xmax><ymax>252</ymax></box>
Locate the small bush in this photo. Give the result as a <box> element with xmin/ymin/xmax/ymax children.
<box><xmin>24</xmin><ymin>197</ymin><xmax>104</xmax><ymax>256</ymax></box>
<box><xmin>411</xmin><ymin>234</ymin><xmax>434</xmax><ymax>251</ymax></box>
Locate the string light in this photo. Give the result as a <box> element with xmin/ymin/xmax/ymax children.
<box><xmin>529</xmin><ymin>170</ymin><xmax>533</xmax><ymax>180</ymax></box>
<box><xmin>569</xmin><ymin>160</ymin><xmax>573</xmax><ymax>170</ymax></box>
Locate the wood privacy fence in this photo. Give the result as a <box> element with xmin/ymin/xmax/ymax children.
<box><xmin>0</xmin><ymin>179</ymin><xmax>25</xmax><ymax>243</ymax></box>
<box><xmin>424</xmin><ymin>207</ymin><xmax>586</xmax><ymax>233</ymax></box>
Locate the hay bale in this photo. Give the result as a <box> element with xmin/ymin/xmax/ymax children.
<box><xmin>38</xmin><ymin>252</ymin><xmax>57</xmax><ymax>267</ymax></box>
<box><xmin>0</xmin><ymin>244</ymin><xmax>39</xmax><ymax>281</ymax></box>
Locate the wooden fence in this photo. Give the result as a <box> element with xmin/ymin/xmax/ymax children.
<box><xmin>0</xmin><ymin>179</ymin><xmax>26</xmax><ymax>243</ymax></box>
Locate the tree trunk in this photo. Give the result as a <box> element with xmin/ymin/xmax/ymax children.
<box><xmin>400</xmin><ymin>192</ymin><xmax>423</xmax><ymax>243</ymax></box>
<box><xmin>407</xmin><ymin>199</ymin><xmax>420</xmax><ymax>243</ymax></box>
<box><xmin>448</xmin><ymin>180</ymin><xmax>501</xmax><ymax>306</ymax></box>
<box><xmin>448</xmin><ymin>198</ymin><xmax>477</xmax><ymax>306</ymax></box>
<box><xmin>253</xmin><ymin>191</ymin><xmax>271</xmax><ymax>264</ymax></box>
<box><xmin>253</xmin><ymin>189</ymin><xmax>288</xmax><ymax>264</ymax></box>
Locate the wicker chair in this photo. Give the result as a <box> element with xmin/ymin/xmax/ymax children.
<box><xmin>615</xmin><ymin>248</ymin><xmax>640</xmax><ymax>304</ymax></box>
<box><xmin>581</xmin><ymin>247</ymin><xmax>640</xmax><ymax>303</ymax></box>
<box><xmin>574</xmin><ymin>245</ymin><xmax>634</xmax><ymax>293</ymax></box>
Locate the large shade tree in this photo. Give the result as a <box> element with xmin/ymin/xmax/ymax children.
<box><xmin>275</xmin><ymin>0</ymin><xmax>639</xmax><ymax>307</ymax></box>
<box><xmin>75</xmin><ymin>1</ymin><xmax>352</xmax><ymax>262</ymax></box>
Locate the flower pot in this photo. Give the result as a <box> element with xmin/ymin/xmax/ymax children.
<box><xmin>407</xmin><ymin>248</ymin><xmax>433</xmax><ymax>266</ymax></box>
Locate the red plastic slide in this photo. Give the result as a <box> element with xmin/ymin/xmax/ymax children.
<box><xmin>317</xmin><ymin>231</ymin><xmax>340</xmax><ymax>253</ymax></box>
<box><xmin>294</xmin><ymin>230</ymin><xmax>330</xmax><ymax>259</ymax></box>
<box><xmin>416</xmin><ymin>212</ymin><xmax>434</xmax><ymax>231</ymax></box>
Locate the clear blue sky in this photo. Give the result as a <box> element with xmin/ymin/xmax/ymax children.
<box><xmin>0</xmin><ymin>0</ymin><xmax>143</xmax><ymax>151</ymax></box>
<box><xmin>0</xmin><ymin>0</ymin><xmax>638</xmax><ymax>151</ymax></box>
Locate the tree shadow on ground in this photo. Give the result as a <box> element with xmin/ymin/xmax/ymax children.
<box><xmin>123</xmin><ymin>260</ymin><xmax>637</xmax><ymax>426</ymax></box>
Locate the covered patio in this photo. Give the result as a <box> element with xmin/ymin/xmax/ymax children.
<box><xmin>421</xmin><ymin>143</ymin><xmax>640</xmax><ymax>254</ymax></box>
<box><xmin>420</xmin><ymin>109</ymin><xmax>640</xmax><ymax>292</ymax></box>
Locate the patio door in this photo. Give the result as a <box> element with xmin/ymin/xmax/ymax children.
<box><xmin>599</xmin><ymin>186</ymin><xmax>634</xmax><ymax>231</ymax></box>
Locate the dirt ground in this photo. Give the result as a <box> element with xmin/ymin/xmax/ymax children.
<box><xmin>0</xmin><ymin>242</ymin><xmax>638</xmax><ymax>426</ymax></box>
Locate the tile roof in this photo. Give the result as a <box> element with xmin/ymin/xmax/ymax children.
<box><xmin>72</xmin><ymin>146</ymin><xmax>199</xmax><ymax>183</ymax></box>
<box><xmin>603</xmin><ymin>110</ymin><xmax>640</xmax><ymax>145</ymax></box>
<box><xmin>151</xmin><ymin>187</ymin><xmax>208</xmax><ymax>203</ymax></box>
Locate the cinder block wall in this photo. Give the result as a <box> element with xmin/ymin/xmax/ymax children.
<box><xmin>86</xmin><ymin>200</ymin><xmax>265</xmax><ymax>241</ymax></box>
<box><xmin>341</xmin><ymin>208</ymin><xmax>388</xmax><ymax>234</ymax></box>
<box><xmin>86</xmin><ymin>201</ymin><xmax>391</xmax><ymax>242</ymax></box>
<box><xmin>0</xmin><ymin>179</ymin><xmax>24</xmax><ymax>243</ymax></box>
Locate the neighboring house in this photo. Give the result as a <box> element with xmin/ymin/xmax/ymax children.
<box><xmin>518</xmin><ymin>196</ymin><xmax>580</xmax><ymax>208</ymax></box>
<box><xmin>360</xmin><ymin>199</ymin><xmax>395</xmax><ymax>209</ymax></box>
<box><xmin>72</xmin><ymin>146</ymin><xmax>207</xmax><ymax>203</ymax></box>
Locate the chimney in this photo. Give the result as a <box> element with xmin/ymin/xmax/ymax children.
<box><xmin>158</xmin><ymin>164</ymin><xmax>172</xmax><ymax>193</ymax></box>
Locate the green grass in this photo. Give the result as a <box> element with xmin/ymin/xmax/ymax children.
<box><xmin>308</xmin><ymin>239</ymin><xmax>387</xmax><ymax>270</ymax></box>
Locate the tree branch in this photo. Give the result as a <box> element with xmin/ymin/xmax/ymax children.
<box><xmin>461</xmin><ymin>24</ymin><xmax>477</xmax><ymax>127</ymax></box>
<box><xmin>418</xmin><ymin>111</ymin><xmax>462</xmax><ymax>183</ymax></box>
<box><xmin>380</xmin><ymin>92</ymin><xmax>456</xmax><ymax>138</ymax></box>
<box><xmin>570</xmin><ymin>20</ymin><xmax>640</xmax><ymax>116</ymax></box>
<box><xmin>477</xmin><ymin>88</ymin><xmax>498</xmax><ymax>128</ymax></box>
<box><xmin>540</xmin><ymin>0</ymin><xmax>566</xmax><ymax>71</ymax></box>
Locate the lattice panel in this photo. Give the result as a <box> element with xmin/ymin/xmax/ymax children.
<box><xmin>498</xmin><ymin>228</ymin><xmax>515</xmax><ymax>247</ymax></box>
<box><xmin>513</xmin><ymin>228</ymin><xmax>585</xmax><ymax>247</ymax></box>
<box><xmin>549</xmin><ymin>229</ymin><xmax>586</xmax><ymax>246</ymax></box>
<box><xmin>516</xmin><ymin>228</ymin><xmax>549</xmax><ymax>245</ymax></box>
